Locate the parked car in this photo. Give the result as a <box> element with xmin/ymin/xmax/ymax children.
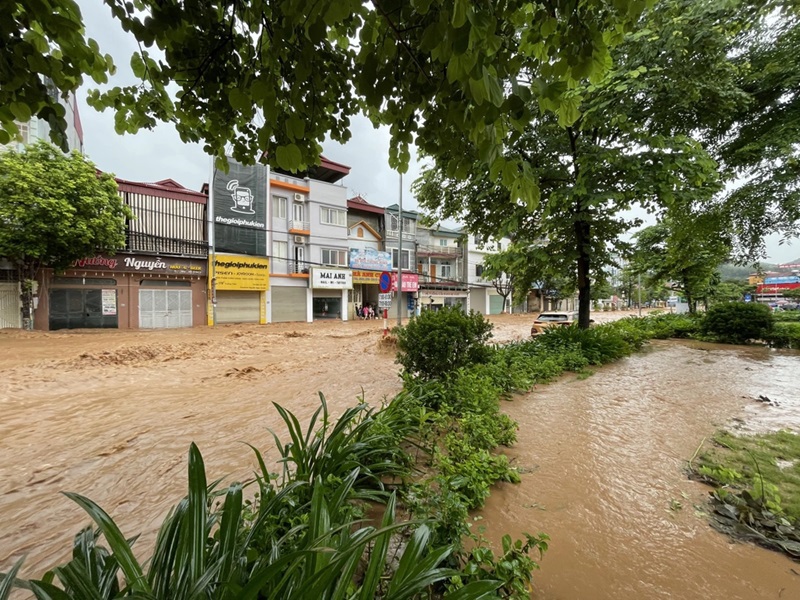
<box><xmin>531</xmin><ymin>311</ymin><xmax>580</xmax><ymax>336</ymax></box>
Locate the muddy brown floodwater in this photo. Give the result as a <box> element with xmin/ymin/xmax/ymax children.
<box><xmin>483</xmin><ymin>340</ymin><xmax>800</xmax><ymax>600</ymax></box>
<box><xmin>2</xmin><ymin>312</ymin><xmax>799</xmax><ymax>600</ymax></box>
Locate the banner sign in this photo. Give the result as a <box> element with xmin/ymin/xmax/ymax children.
<box><xmin>101</xmin><ymin>289</ymin><xmax>117</xmax><ymax>315</ymax></box>
<box><xmin>212</xmin><ymin>253</ymin><xmax>270</xmax><ymax>291</ymax></box>
<box><xmin>349</xmin><ymin>247</ymin><xmax>392</xmax><ymax>271</ymax></box>
<box><xmin>311</xmin><ymin>267</ymin><xmax>353</xmax><ymax>289</ymax></box>
<box><xmin>391</xmin><ymin>273</ymin><xmax>419</xmax><ymax>292</ymax></box>
<box><xmin>71</xmin><ymin>254</ymin><xmax>206</xmax><ymax>276</ymax></box>
<box><xmin>213</xmin><ymin>157</ymin><xmax>267</xmax><ymax>255</ymax></box>
<box><xmin>352</xmin><ymin>270</ymin><xmax>381</xmax><ymax>284</ymax></box>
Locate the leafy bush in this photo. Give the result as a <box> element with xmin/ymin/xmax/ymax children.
<box><xmin>534</xmin><ymin>323</ymin><xmax>635</xmax><ymax>365</ymax></box>
<box><xmin>394</xmin><ymin>306</ymin><xmax>494</xmax><ymax>380</ymax></box>
<box><xmin>764</xmin><ymin>322</ymin><xmax>800</xmax><ymax>349</ymax></box>
<box><xmin>773</xmin><ymin>311</ymin><xmax>800</xmax><ymax>322</ymax></box>
<box><xmin>701</xmin><ymin>302</ymin><xmax>774</xmax><ymax>344</ymax></box>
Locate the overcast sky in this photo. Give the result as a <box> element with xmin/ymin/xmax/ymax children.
<box><xmin>75</xmin><ymin>1</ymin><xmax>798</xmax><ymax>265</ymax></box>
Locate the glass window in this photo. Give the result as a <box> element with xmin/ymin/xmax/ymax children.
<box><xmin>392</xmin><ymin>249</ymin><xmax>411</xmax><ymax>270</ymax></box>
<box><xmin>273</xmin><ymin>240</ymin><xmax>288</xmax><ymax>259</ymax></box>
<box><xmin>439</xmin><ymin>263</ymin><xmax>452</xmax><ymax>279</ymax></box>
<box><xmin>272</xmin><ymin>195</ymin><xmax>287</xmax><ymax>219</ymax></box>
<box><xmin>321</xmin><ymin>207</ymin><xmax>346</xmax><ymax>226</ymax></box>
<box><xmin>321</xmin><ymin>248</ymin><xmax>348</xmax><ymax>266</ymax></box>
<box><xmin>439</xmin><ymin>239</ymin><xmax>448</xmax><ymax>246</ymax></box>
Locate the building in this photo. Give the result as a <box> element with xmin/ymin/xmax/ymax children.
<box><xmin>1</xmin><ymin>92</ymin><xmax>85</xmax><ymax>328</ymax></box>
<box><xmin>347</xmin><ymin>196</ymin><xmax>388</xmax><ymax>319</ymax></box>
<box><xmin>462</xmin><ymin>231</ymin><xmax>516</xmax><ymax>315</ymax></box>
<box><xmin>383</xmin><ymin>204</ymin><xmax>420</xmax><ymax>317</ymax></box>
<box><xmin>416</xmin><ymin>225</ymin><xmax>468</xmax><ymax>310</ymax></box>
<box><xmin>268</xmin><ymin>158</ymin><xmax>352</xmax><ymax>323</ymax></box>
<box><xmin>34</xmin><ymin>178</ymin><xmax>209</xmax><ymax>330</ymax></box>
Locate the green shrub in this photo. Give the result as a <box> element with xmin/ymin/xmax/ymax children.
<box><xmin>765</xmin><ymin>322</ymin><xmax>800</xmax><ymax>349</ymax></box>
<box><xmin>534</xmin><ymin>323</ymin><xmax>635</xmax><ymax>365</ymax></box>
<box><xmin>701</xmin><ymin>302</ymin><xmax>774</xmax><ymax>344</ymax></box>
<box><xmin>773</xmin><ymin>311</ymin><xmax>800</xmax><ymax>322</ymax></box>
<box><xmin>394</xmin><ymin>306</ymin><xmax>494</xmax><ymax>380</ymax></box>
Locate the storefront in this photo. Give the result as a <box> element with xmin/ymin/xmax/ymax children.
<box><xmin>420</xmin><ymin>289</ymin><xmax>469</xmax><ymax>312</ymax></box>
<box><xmin>351</xmin><ymin>270</ymin><xmax>381</xmax><ymax>318</ymax></box>
<box><xmin>209</xmin><ymin>253</ymin><xmax>269</xmax><ymax>324</ymax></box>
<box><xmin>389</xmin><ymin>272</ymin><xmax>419</xmax><ymax>318</ymax></box>
<box><xmin>35</xmin><ymin>253</ymin><xmax>207</xmax><ymax>330</ymax></box>
<box><xmin>310</xmin><ymin>267</ymin><xmax>352</xmax><ymax>320</ymax></box>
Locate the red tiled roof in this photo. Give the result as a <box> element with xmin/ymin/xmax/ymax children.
<box><xmin>347</xmin><ymin>195</ymin><xmax>385</xmax><ymax>214</ymax></box>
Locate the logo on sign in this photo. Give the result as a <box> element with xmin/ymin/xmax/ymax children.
<box><xmin>226</xmin><ymin>179</ymin><xmax>255</xmax><ymax>215</ymax></box>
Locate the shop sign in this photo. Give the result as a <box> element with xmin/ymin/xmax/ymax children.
<box><xmin>391</xmin><ymin>272</ymin><xmax>419</xmax><ymax>292</ymax></box>
<box><xmin>349</xmin><ymin>247</ymin><xmax>392</xmax><ymax>271</ymax></box>
<box><xmin>71</xmin><ymin>253</ymin><xmax>207</xmax><ymax>276</ymax></box>
<box><xmin>311</xmin><ymin>267</ymin><xmax>352</xmax><ymax>289</ymax></box>
<box><xmin>352</xmin><ymin>270</ymin><xmax>381</xmax><ymax>284</ymax></box>
<box><xmin>212</xmin><ymin>157</ymin><xmax>268</xmax><ymax>255</ymax></box>
<box><xmin>101</xmin><ymin>289</ymin><xmax>117</xmax><ymax>315</ymax></box>
<box><xmin>212</xmin><ymin>253</ymin><xmax>270</xmax><ymax>291</ymax></box>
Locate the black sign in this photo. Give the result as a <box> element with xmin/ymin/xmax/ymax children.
<box><xmin>213</xmin><ymin>158</ymin><xmax>267</xmax><ymax>255</ymax></box>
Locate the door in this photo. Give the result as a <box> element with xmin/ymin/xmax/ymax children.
<box><xmin>215</xmin><ymin>290</ymin><xmax>260</xmax><ymax>324</ymax></box>
<box><xmin>294</xmin><ymin>245</ymin><xmax>306</xmax><ymax>273</ymax></box>
<box><xmin>139</xmin><ymin>289</ymin><xmax>193</xmax><ymax>328</ymax></box>
<box><xmin>489</xmin><ymin>294</ymin><xmax>505</xmax><ymax>315</ymax></box>
<box><xmin>0</xmin><ymin>282</ymin><xmax>20</xmax><ymax>328</ymax></box>
<box><xmin>49</xmin><ymin>288</ymin><xmax>119</xmax><ymax>330</ymax></box>
<box><xmin>272</xmin><ymin>287</ymin><xmax>307</xmax><ymax>322</ymax></box>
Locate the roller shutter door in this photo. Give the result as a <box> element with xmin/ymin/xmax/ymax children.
<box><xmin>0</xmin><ymin>282</ymin><xmax>20</xmax><ymax>328</ymax></box>
<box><xmin>216</xmin><ymin>290</ymin><xmax>260</xmax><ymax>324</ymax></box>
<box><xmin>272</xmin><ymin>287</ymin><xmax>307</xmax><ymax>322</ymax></box>
<box><xmin>489</xmin><ymin>294</ymin><xmax>505</xmax><ymax>315</ymax></box>
<box><xmin>139</xmin><ymin>289</ymin><xmax>193</xmax><ymax>329</ymax></box>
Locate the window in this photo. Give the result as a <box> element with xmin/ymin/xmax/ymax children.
<box><xmin>439</xmin><ymin>239</ymin><xmax>448</xmax><ymax>247</ymax></box>
<box><xmin>476</xmin><ymin>264</ymin><xmax>484</xmax><ymax>277</ymax></box>
<box><xmin>273</xmin><ymin>240</ymin><xmax>288</xmax><ymax>259</ymax></box>
<box><xmin>321</xmin><ymin>207</ymin><xmax>346</xmax><ymax>226</ymax></box>
<box><xmin>389</xmin><ymin>214</ymin><xmax>416</xmax><ymax>235</ymax></box>
<box><xmin>392</xmin><ymin>249</ymin><xmax>411</xmax><ymax>270</ymax></box>
<box><xmin>272</xmin><ymin>195</ymin><xmax>287</xmax><ymax>219</ymax></box>
<box><xmin>439</xmin><ymin>263</ymin><xmax>452</xmax><ymax>279</ymax></box>
<box><xmin>292</xmin><ymin>202</ymin><xmax>305</xmax><ymax>222</ymax></box>
<box><xmin>322</xmin><ymin>248</ymin><xmax>348</xmax><ymax>266</ymax></box>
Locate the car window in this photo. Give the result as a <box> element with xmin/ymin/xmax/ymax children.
<box><xmin>537</xmin><ymin>313</ymin><xmax>569</xmax><ymax>321</ymax></box>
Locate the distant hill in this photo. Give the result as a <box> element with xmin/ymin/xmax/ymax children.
<box><xmin>717</xmin><ymin>262</ymin><xmax>775</xmax><ymax>281</ymax></box>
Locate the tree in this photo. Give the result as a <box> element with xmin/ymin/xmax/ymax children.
<box><xmin>0</xmin><ymin>141</ymin><xmax>132</xmax><ymax>328</ymax></box>
<box><xmin>481</xmin><ymin>251</ymin><xmax>514</xmax><ymax>314</ymax></box>
<box><xmin>415</xmin><ymin>0</ymin><xmax>742</xmax><ymax>328</ymax></box>
<box><xmin>4</xmin><ymin>0</ymin><xmax>646</xmax><ymax>179</ymax></box>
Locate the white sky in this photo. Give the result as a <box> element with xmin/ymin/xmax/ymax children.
<box><xmin>75</xmin><ymin>1</ymin><xmax>798</xmax><ymax>265</ymax></box>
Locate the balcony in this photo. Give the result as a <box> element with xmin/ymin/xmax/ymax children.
<box><xmin>386</xmin><ymin>228</ymin><xmax>415</xmax><ymax>241</ymax></box>
<box><xmin>418</xmin><ymin>272</ymin><xmax>466</xmax><ymax>288</ymax></box>
<box><xmin>289</xmin><ymin>220</ymin><xmax>311</xmax><ymax>234</ymax></box>
<box><xmin>126</xmin><ymin>232</ymin><xmax>208</xmax><ymax>258</ymax></box>
<box><xmin>291</xmin><ymin>260</ymin><xmax>312</xmax><ymax>275</ymax></box>
<box><xmin>416</xmin><ymin>244</ymin><xmax>464</xmax><ymax>258</ymax></box>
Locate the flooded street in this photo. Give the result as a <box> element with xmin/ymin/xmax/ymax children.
<box><xmin>484</xmin><ymin>340</ymin><xmax>800</xmax><ymax>599</ymax></box>
<box><xmin>2</xmin><ymin>313</ymin><xmax>799</xmax><ymax>599</ymax></box>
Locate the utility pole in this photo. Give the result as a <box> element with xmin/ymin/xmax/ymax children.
<box><xmin>397</xmin><ymin>171</ymin><xmax>403</xmax><ymax>326</ymax></box>
<box><xmin>638</xmin><ymin>272</ymin><xmax>642</xmax><ymax>317</ymax></box>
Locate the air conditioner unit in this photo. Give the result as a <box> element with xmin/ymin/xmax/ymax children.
<box><xmin>294</xmin><ymin>193</ymin><xmax>305</xmax><ymax>202</ymax></box>
<box><xmin>293</xmin><ymin>235</ymin><xmax>306</xmax><ymax>244</ymax></box>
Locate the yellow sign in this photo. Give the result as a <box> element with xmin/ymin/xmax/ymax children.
<box><xmin>352</xmin><ymin>270</ymin><xmax>381</xmax><ymax>284</ymax></box>
<box><xmin>211</xmin><ymin>253</ymin><xmax>270</xmax><ymax>291</ymax></box>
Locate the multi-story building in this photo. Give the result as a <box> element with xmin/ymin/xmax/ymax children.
<box><xmin>416</xmin><ymin>225</ymin><xmax>468</xmax><ymax>310</ymax></box>
<box><xmin>268</xmin><ymin>157</ymin><xmax>352</xmax><ymax>322</ymax></box>
<box><xmin>0</xmin><ymin>93</ymin><xmax>85</xmax><ymax>328</ymax></box>
<box><xmin>347</xmin><ymin>195</ymin><xmax>388</xmax><ymax>319</ymax></box>
<box><xmin>383</xmin><ymin>204</ymin><xmax>420</xmax><ymax>317</ymax></box>
<box><xmin>462</xmin><ymin>230</ymin><xmax>516</xmax><ymax>315</ymax></box>
<box><xmin>34</xmin><ymin>177</ymin><xmax>209</xmax><ymax>330</ymax></box>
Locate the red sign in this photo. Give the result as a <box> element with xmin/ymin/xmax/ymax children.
<box><xmin>391</xmin><ymin>273</ymin><xmax>419</xmax><ymax>292</ymax></box>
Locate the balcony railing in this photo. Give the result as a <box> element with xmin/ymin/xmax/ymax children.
<box><xmin>418</xmin><ymin>272</ymin><xmax>466</xmax><ymax>287</ymax></box>
<box><xmin>126</xmin><ymin>231</ymin><xmax>208</xmax><ymax>258</ymax></box>
<box><xmin>289</xmin><ymin>220</ymin><xmax>311</xmax><ymax>232</ymax></box>
<box><xmin>386</xmin><ymin>229</ymin><xmax>415</xmax><ymax>241</ymax></box>
<box><xmin>291</xmin><ymin>260</ymin><xmax>312</xmax><ymax>275</ymax></box>
<box><xmin>416</xmin><ymin>245</ymin><xmax>463</xmax><ymax>257</ymax></box>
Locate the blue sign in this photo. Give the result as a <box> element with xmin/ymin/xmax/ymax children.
<box><xmin>379</xmin><ymin>271</ymin><xmax>392</xmax><ymax>293</ymax></box>
<box><xmin>744</xmin><ymin>294</ymin><xmax>752</xmax><ymax>302</ymax></box>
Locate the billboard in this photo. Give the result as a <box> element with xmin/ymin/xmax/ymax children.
<box><xmin>213</xmin><ymin>158</ymin><xmax>267</xmax><ymax>255</ymax></box>
<box><xmin>349</xmin><ymin>247</ymin><xmax>392</xmax><ymax>271</ymax></box>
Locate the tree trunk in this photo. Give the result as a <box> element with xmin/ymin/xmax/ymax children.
<box><xmin>18</xmin><ymin>262</ymin><xmax>36</xmax><ymax>331</ymax></box>
<box><xmin>575</xmin><ymin>218</ymin><xmax>592</xmax><ymax>328</ymax></box>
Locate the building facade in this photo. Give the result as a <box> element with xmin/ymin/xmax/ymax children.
<box><xmin>462</xmin><ymin>231</ymin><xmax>516</xmax><ymax>315</ymax></box>
<box><xmin>383</xmin><ymin>204</ymin><xmax>420</xmax><ymax>317</ymax></box>
<box><xmin>34</xmin><ymin>178</ymin><xmax>209</xmax><ymax>330</ymax></box>
<box><xmin>416</xmin><ymin>225</ymin><xmax>468</xmax><ymax>311</ymax></box>
<box><xmin>347</xmin><ymin>196</ymin><xmax>388</xmax><ymax>319</ymax></box>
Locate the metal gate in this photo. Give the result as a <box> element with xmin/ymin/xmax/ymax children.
<box><xmin>215</xmin><ymin>290</ymin><xmax>260</xmax><ymax>324</ymax></box>
<box><xmin>489</xmin><ymin>294</ymin><xmax>505</xmax><ymax>315</ymax></box>
<box><xmin>139</xmin><ymin>289</ymin><xmax>193</xmax><ymax>328</ymax></box>
<box><xmin>49</xmin><ymin>288</ymin><xmax>119</xmax><ymax>330</ymax></box>
<box><xmin>0</xmin><ymin>282</ymin><xmax>20</xmax><ymax>328</ymax></box>
<box><xmin>271</xmin><ymin>287</ymin><xmax>307</xmax><ymax>322</ymax></box>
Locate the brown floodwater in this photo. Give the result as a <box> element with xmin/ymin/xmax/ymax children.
<box><xmin>482</xmin><ymin>340</ymin><xmax>800</xmax><ymax>599</ymax></box>
<box><xmin>2</xmin><ymin>315</ymin><xmax>799</xmax><ymax>600</ymax></box>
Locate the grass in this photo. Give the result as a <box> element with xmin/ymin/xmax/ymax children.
<box><xmin>694</xmin><ymin>430</ymin><xmax>800</xmax><ymax>522</ymax></box>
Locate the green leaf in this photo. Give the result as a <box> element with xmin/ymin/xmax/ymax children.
<box><xmin>275</xmin><ymin>144</ymin><xmax>302</xmax><ymax>170</ymax></box>
<box><xmin>451</xmin><ymin>0</ymin><xmax>468</xmax><ymax>28</ymax></box>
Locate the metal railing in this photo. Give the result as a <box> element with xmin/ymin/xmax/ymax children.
<box><xmin>291</xmin><ymin>260</ymin><xmax>312</xmax><ymax>274</ymax></box>
<box><xmin>416</xmin><ymin>244</ymin><xmax>464</xmax><ymax>257</ymax></box>
<box><xmin>126</xmin><ymin>231</ymin><xmax>208</xmax><ymax>257</ymax></box>
<box><xmin>289</xmin><ymin>220</ymin><xmax>311</xmax><ymax>232</ymax></box>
